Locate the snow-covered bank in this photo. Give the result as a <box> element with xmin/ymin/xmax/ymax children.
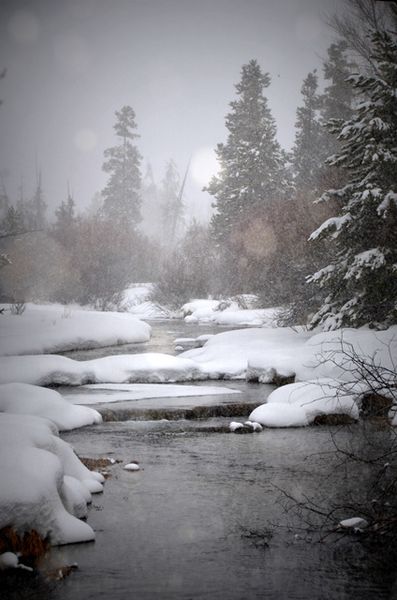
<box><xmin>181</xmin><ymin>327</ymin><xmax>312</xmax><ymax>379</ymax></box>
<box><xmin>181</xmin><ymin>298</ymin><xmax>278</xmax><ymax>327</ymax></box>
<box><xmin>0</xmin><ymin>413</ymin><xmax>104</xmax><ymax>545</ymax></box>
<box><xmin>0</xmin><ymin>304</ymin><xmax>151</xmax><ymax>356</ymax></box>
<box><xmin>0</xmin><ymin>383</ymin><xmax>102</xmax><ymax>430</ymax></box>
<box><xmin>0</xmin><ymin>353</ymin><xmax>202</xmax><ymax>386</ymax></box>
<box><xmin>121</xmin><ymin>284</ymin><xmax>174</xmax><ymax>319</ymax></box>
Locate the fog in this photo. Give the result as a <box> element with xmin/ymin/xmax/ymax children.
<box><xmin>0</xmin><ymin>0</ymin><xmax>344</xmax><ymax>221</ymax></box>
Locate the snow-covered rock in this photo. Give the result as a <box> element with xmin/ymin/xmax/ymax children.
<box><xmin>249</xmin><ymin>403</ymin><xmax>309</xmax><ymax>428</ymax></box>
<box><xmin>0</xmin><ymin>383</ymin><xmax>102</xmax><ymax>430</ymax></box>
<box><xmin>229</xmin><ymin>421</ymin><xmax>244</xmax><ymax>432</ymax></box>
<box><xmin>123</xmin><ymin>463</ymin><xmax>140</xmax><ymax>471</ymax></box>
<box><xmin>338</xmin><ymin>517</ymin><xmax>368</xmax><ymax>531</ymax></box>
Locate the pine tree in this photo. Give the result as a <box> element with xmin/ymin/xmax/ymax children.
<box><xmin>102</xmin><ymin>106</ymin><xmax>142</xmax><ymax>226</ymax></box>
<box><xmin>160</xmin><ymin>159</ymin><xmax>184</xmax><ymax>246</ymax></box>
<box><xmin>308</xmin><ymin>30</ymin><xmax>397</xmax><ymax>330</ymax></box>
<box><xmin>319</xmin><ymin>41</ymin><xmax>355</xmax><ymax>165</ymax></box>
<box><xmin>1</xmin><ymin>205</ymin><xmax>25</xmax><ymax>235</ymax></box>
<box><xmin>32</xmin><ymin>171</ymin><xmax>47</xmax><ymax>229</ymax></box>
<box><xmin>208</xmin><ymin>59</ymin><xmax>290</xmax><ymax>246</ymax></box>
<box><xmin>292</xmin><ymin>70</ymin><xmax>322</xmax><ymax>193</ymax></box>
<box><xmin>140</xmin><ymin>163</ymin><xmax>161</xmax><ymax>238</ymax></box>
<box><xmin>53</xmin><ymin>186</ymin><xmax>76</xmax><ymax>247</ymax></box>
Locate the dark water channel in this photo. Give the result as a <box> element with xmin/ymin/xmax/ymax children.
<box><xmin>44</xmin><ymin>322</ymin><xmax>397</xmax><ymax>598</ymax></box>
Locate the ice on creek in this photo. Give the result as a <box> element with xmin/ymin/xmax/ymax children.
<box><xmin>0</xmin><ymin>383</ymin><xmax>102</xmax><ymax>430</ymax></box>
<box><xmin>0</xmin><ymin>414</ymin><xmax>104</xmax><ymax>545</ymax></box>
<box><xmin>64</xmin><ymin>383</ymin><xmax>241</xmax><ymax>405</ymax></box>
<box><xmin>0</xmin><ymin>303</ymin><xmax>151</xmax><ymax>356</ymax></box>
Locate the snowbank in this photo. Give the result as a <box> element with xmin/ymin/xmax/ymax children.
<box><xmin>121</xmin><ymin>285</ymin><xmax>174</xmax><ymax>319</ymax></box>
<box><xmin>0</xmin><ymin>303</ymin><xmax>151</xmax><ymax>356</ymax></box>
<box><xmin>184</xmin><ymin>325</ymin><xmax>397</xmax><ymax>426</ymax></box>
<box><xmin>182</xmin><ymin>327</ymin><xmax>312</xmax><ymax>379</ymax></box>
<box><xmin>0</xmin><ymin>383</ymin><xmax>102</xmax><ymax>430</ymax></box>
<box><xmin>181</xmin><ymin>298</ymin><xmax>278</xmax><ymax>327</ymax></box>
<box><xmin>0</xmin><ymin>413</ymin><xmax>104</xmax><ymax>545</ymax></box>
<box><xmin>0</xmin><ymin>353</ymin><xmax>203</xmax><ymax>386</ymax></box>
<box><xmin>249</xmin><ymin>379</ymin><xmax>359</xmax><ymax>427</ymax></box>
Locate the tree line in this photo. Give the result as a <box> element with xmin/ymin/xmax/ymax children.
<box><xmin>1</xmin><ymin>0</ymin><xmax>396</xmax><ymax>329</ymax></box>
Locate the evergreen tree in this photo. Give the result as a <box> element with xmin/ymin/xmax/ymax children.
<box><xmin>208</xmin><ymin>59</ymin><xmax>290</xmax><ymax>246</ymax></box>
<box><xmin>292</xmin><ymin>70</ymin><xmax>322</xmax><ymax>193</ymax></box>
<box><xmin>308</xmin><ymin>30</ymin><xmax>397</xmax><ymax>330</ymax></box>
<box><xmin>319</xmin><ymin>41</ymin><xmax>355</xmax><ymax>165</ymax></box>
<box><xmin>207</xmin><ymin>59</ymin><xmax>291</xmax><ymax>293</ymax></box>
<box><xmin>102</xmin><ymin>105</ymin><xmax>142</xmax><ymax>225</ymax></box>
<box><xmin>160</xmin><ymin>159</ymin><xmax>184</xmax><ymax>247</ymax></box>
<box><xmin>140</xmin><ymin>163</ymin><xmax>161</xmax><ymax>238</ymax></box>
<box><xmin>30</xmin><ymin>171</ymin><xmax>47</xmax><ymax>229</ymax></box>
<box><xmin>53</xmin><ymin>186</ymin><xmax>76</xmax><ymax>247</ymax></box>
<box><xmin>1</xmin><ymin>205</ymin><xmax>25</xmax><ymax>236</ymax></box>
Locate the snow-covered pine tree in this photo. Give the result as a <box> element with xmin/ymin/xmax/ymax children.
<box><xmin>207</xmin><ymin>59</ymin><xmax>291</xmax><ymax>293</ymax></box>
<box><xmin>319</xmin><ymin>41</ymin><xmax>355</xmax><ymax>167</ymax></box>
<box><xmin>160</xmin><ymin>159</ymin><xmax>184</xmax><ymax>247</ymax></box>
<box><xmin>208</xmin><ymin>59</ymin><xmax>290</xmax><ymax>246</ymax></box>
<box><xmin>102</xmin><ymin>106</ymin><xmax>142</xmax><ymax>226</ymax></box>
<box><xmin>308</xmin><ymin>30</ymin><xmax>397</xmax><ymax>330</ymax></box>
<box><xmin>292</xmin><ymin>70</ymin><xmax>322</xmax><ymax>193</ymax></box>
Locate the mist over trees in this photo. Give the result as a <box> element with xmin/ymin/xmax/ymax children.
<box><xmin>0</xmin><ymin>0</ymin><xmax>395</xmax><ymax>331</ymax></box>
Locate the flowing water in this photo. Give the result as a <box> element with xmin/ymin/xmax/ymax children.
<box><xmin>13</xmin><ymin>321</ymin><xmax>397</xmax><ymax>599</ymax></box>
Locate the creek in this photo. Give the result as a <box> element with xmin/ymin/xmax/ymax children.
<box><xmin>36</xmin><ymin>322</ymin><xmax>397</xmax><ymax>598</ymax></box>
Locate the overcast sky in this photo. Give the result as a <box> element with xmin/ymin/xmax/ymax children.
<box><xmin>0</xmin><ymin>0</ymin><xmax>345</xmax><ymax>221</ymax></box>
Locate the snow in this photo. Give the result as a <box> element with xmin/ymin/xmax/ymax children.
<box><xmin>0</xmin><ymin>303</ymin><xmax>151</xmax><ymax>356</ymax></box>
<box><xmin>309</xmin><ymin>214</ymin><xmax>351</xmax><ymax>241</ymax></box>
<box><xmin>182</xmin><ymin>327</ymin><xmax>312</xmax><ymax>380</ymax></box>
<box><xmin>123</xmin><ymin>463</ymin><xmax>140</xmax><ymax>471</ymax></box>
<box><xmin>339</xmin><ymin>517</ymin><xmax>368</xmax><ymax>530</ymax></box>
<box><xmin>0</xmin><ymin>352</ymin><xmax>202</xmax><ymax>386</ymax></box>
<box><xmin>181</xmin><ymin>298</ymin><xmax>277</xmax><ymax>326</ymax></box>
<box><xmin>251</xmin><ymin>378</ymin><xmax>359</xmax><ymax>425</ymax></box>
<box><xmin>0</xmin><ymin>383</ymin><xmax>102</xmax><ymax>430</ymax></box>
<box><xmin>247</xmin><ymin>326</ymin><xmax>397</xmax><ymax>427</ymax></box>
<box><xmin>0</xmin><ymin>413</ymin><xmax>103</xmax><ymax>545</ymax></box>
<box><xmin>0</xmin><ymin>552</ymin><xmax>33</xmax><ymax>571</ymax></box>
<box><xmin>248</xmin><ymin>403</ymin><xmax>309</xmax><ymax>428</ymax></box>
<box><xmin>120</xmin><ymin>284</ymin><xmax>175</xmax><ymax>319</ymax></box>
<box><xmin>229</xmin><ymin>421</ymin><xmax>244</xmax><ymax>432</ymax></box>
<box><xmin>64</xmin><ymin>383</ymin><xmax>240</xmax><ymax>405</ymax></box>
